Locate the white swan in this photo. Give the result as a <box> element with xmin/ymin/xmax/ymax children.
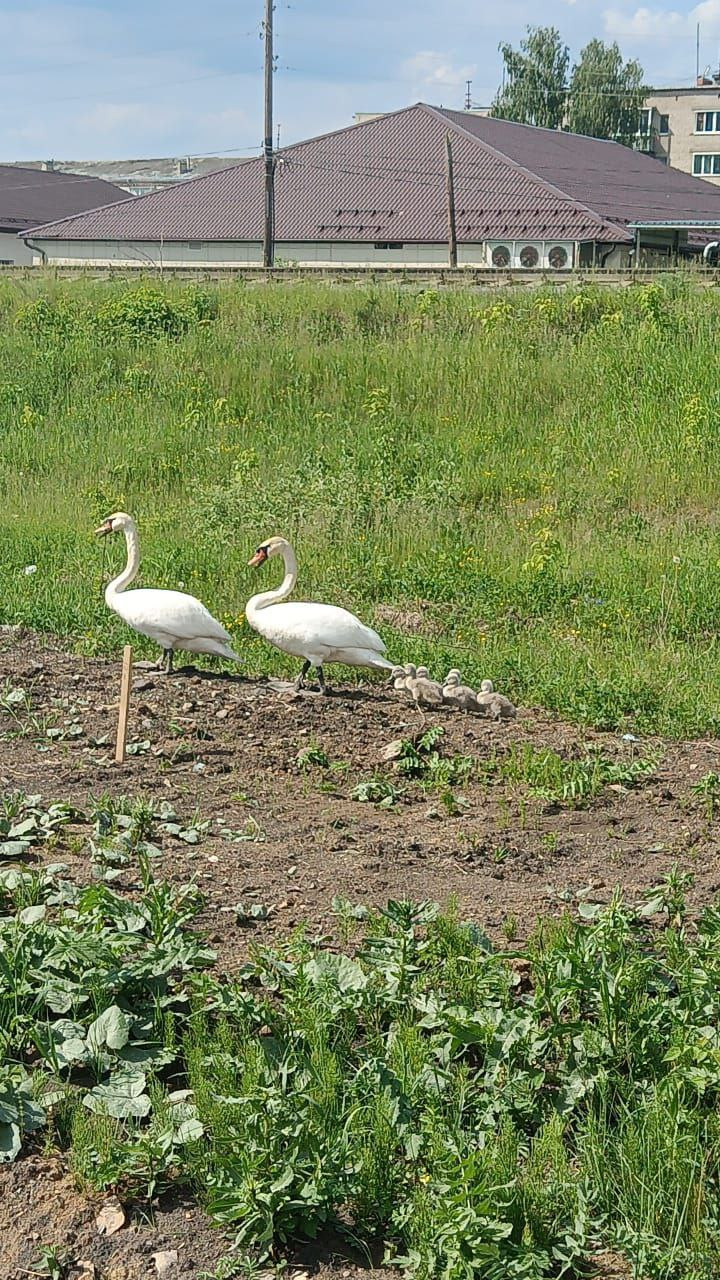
<box><xmin>96</xmin><ymin>512</ymin><xmax>241</xmax><ymax>674</ymax></box>
<box><xmin>246</xmin><ymin>536</ymin><xmax>393</xmax><ymax>693</ymax></box>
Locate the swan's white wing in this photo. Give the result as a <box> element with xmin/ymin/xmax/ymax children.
<box><xmin>251</xmin><ymin>601</ymin><xmax>386</xmax><ymax>657</ymax></box>
<box><xmin>112</xmin><ymin>589</ymin><xmax>233</xmax><ymax>644</ymax></box>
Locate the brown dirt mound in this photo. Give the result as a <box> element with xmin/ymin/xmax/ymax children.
<box><xmin>2</xmin><ymin>629</ymin><xmax>719</xmax><ymax>1277</ymax></box>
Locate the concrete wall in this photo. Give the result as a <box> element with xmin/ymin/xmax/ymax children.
<box><xmin>0</xmin><ymin>232</ymin><xmax>34</xmax><ymax>265</ymax></box>
<box><xmin>28</xmin><ymin>237</ymin><xmax>577</xmax><ymax>270</ymax></box>
<box><xmin>645</xmin><ymin>86</ymin><xmax>720</xmax><ymax>183</ymax></box>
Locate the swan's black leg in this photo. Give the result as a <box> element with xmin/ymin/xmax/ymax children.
<box><xmin>164</xmin><ymin>648</ymin><xmax>174</xmax><ymax>675</ymax></box>
<box><xmin>295</xmin><ymin>659</ymin><xmax>311</xmax><ymax>691</ymax></box>
<box><xmin>317</xmin><ymin>665</ymin><xmax>330</xmax><ymax>695</ymax></box>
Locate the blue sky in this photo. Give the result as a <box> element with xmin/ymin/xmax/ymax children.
<box><xmin>2</xmin><ymin>0</ymin><xmax>720</xmax><ymax>160</ymax></box>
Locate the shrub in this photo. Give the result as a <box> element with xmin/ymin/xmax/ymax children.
<box><xmin>96</xmin><ymin>285</ymin><xmax>216</xmax><ymax>340</ymax></box>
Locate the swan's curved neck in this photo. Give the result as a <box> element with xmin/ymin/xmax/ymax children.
<box><xmin>105</xmin><ymin>523</ymin><xmax>140</xmax><ymax>603</ymax></box>
<box><xmin>246</xmin><ymin>542</ymin><xmax>297</xmax><ymax>617</ymax></box>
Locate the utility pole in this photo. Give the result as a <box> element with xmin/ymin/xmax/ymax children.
<box><xmin>696</xmin><ymin>23</ymin><xmax>701</xmax><ymax>81</ymax></box>
<box><xmin>465</xmin><ymin>79</ymin><xmax>472</xmax><ymax>111</ymax></box>
<box><xmin>262</xmin><ymin>0</ymin><xmax>275</xmax><ymax>268</ymax></box>
<box><xmin>445</xmin><ymin>134</ymin><xmax>458</xmax><ymax>269</ymax></box>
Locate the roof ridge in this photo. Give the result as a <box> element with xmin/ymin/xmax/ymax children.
<box><xmin>439</xmin><ymin>110</ymin><xmax>625</xmax><ymax>147</ymax></box>
<box><xmin>275</xmin><ymin>101</ymin><xmax>426</xmax><ymax>156</ymax></box>
<box><xmin>424</xmin><ymin>105</ymin><xmax>617</xmax><ymax>236</ymax></box>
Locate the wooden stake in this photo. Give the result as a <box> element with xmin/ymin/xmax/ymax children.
<box><xmin>115</xmin><ymin>645</ymin><xmax>133</xmax><ymax>765</ymax></box>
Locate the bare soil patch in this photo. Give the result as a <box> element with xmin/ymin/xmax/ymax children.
<box><xmin>2</xmin><ymin>629</ymin><xmax>719</xmax><ymax>1278</ymax></box>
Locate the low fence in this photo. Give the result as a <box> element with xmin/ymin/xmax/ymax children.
<box><xmin>1</xmin><ymin>263</ymin><xmax>720</xmax><ymax>287</ymax></box>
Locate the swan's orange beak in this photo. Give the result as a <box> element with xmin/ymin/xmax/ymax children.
<box><xmin>248</xmin><ymin>547</ymin><xmax>268</xmax><ymax>567</ymax></box>
<box><xmin>94</xmin><ymin>520</ymin><xmax>113</xmax><ymax>537</ymax></box>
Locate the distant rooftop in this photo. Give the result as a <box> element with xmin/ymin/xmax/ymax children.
<box><xmin>0</xmin><ymin>164</ymin><xmax>126</xmax><ymax>234</ymax></box>
<box><xmin>649</xmin><ymin>75</ymin><xmax>720</xmax><ymax>93</ymax></box>
<box><xmin>9</xmin><ymin>156</ymin><xmax>236</xmax><ymax>195</ymax></box>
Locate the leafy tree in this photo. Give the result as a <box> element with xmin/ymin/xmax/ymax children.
<box><xmin>567</xmin><ymin>39</ymin><xmax>646</xmax><ymax>145</ymax></box>
<box><xmin>490</xmin><ymin>26</ymin><xmax>570</xmax><ymax>130</ymax></box>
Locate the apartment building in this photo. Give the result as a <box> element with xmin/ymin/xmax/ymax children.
<box><xmin>643</xmin><ymin>75</ymin><xmax>720</xmax><ymax>183</ymax></box>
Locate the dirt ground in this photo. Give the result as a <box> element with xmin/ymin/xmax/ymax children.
<box><xmin>1</xmin><ymin>628</ymin><xmax>716</xmax><ymax>1280</ymax></box>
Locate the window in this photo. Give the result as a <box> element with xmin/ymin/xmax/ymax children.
<box><xmin>182</xmin><ymin>241</ymin><xmax>204</xmax><ymax>250</ymax></box>
<box><xmin>693</xmin><ymin>153</ymin><xmax>720</xmax><ymax>175</ymax></box>
<box><xmin>519</xmin><ymin>245</ymin><xmax>539</xmax><ymax>268</ymax></box>
<box><xmin>638</xmin><ymin>109</ymin><xmax>650</xmax><ymax>135</ymax></box>
<box><xmin>696</xmin><ymin>111</ymin><xmax>720</xmax><ymax>132</ymax></box>
<box><xmin>374</xmin><ymin>241</ymin><xmax>403</xmax><ymax>249</ymax></box>
<box><xmin>491</xmin><ymin>245</ymin><xmax>511</xmax><ymax>267</ymax></box>
<box><xmin>659</xmin><ymin>113</ymin><xmax>669</xmax><ymax>135</ymax></box>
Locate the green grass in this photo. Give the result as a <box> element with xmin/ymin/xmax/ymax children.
<box><xmin>491</xmin><ymin>740</ymin><xmax>658</xmax><ymax>806</ymax></box>
<box><xmin>4</xmin><ymin>274</ymin><xmax>720</xmax><ymax>735</ymax></box>
<box><xmin>6</xmin><ymin>826</ymin><xmax>720</xmax><ymax>1278</ymax></box>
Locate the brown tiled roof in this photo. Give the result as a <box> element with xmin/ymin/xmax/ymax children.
<box><xmin>28</xmin><ymin>103</ymin><xmax>720</xmax><ymax>246</ymax></box>
<box><xmin>0</xmin><ymin>164</ymin><xmax>127</xmax><ymax>233</ymax></box>
<box><xmin>443</xmin><ymin>109</ymin><xmax>720</xmax><ymax>230</ymax></box>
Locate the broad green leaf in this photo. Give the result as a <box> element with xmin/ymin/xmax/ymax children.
<box><xmin>577</xmin><ymin>902</ymin><xmax>602</xmax><ymax>920</ymax></box>
<box><xmin>83</xmin><ymin>1066</ymin><xmax>150</xmax><ymax>1118</ymax></box>
<box><xmin>18</xmin><ymin>1097</ymin><xmax>46</xmax><ymax>1132</ymax></box>
<box><xmin>83</xmin><ymin>1086</ymin><xmax>152</xmax><ymax>1119</ymax></box>
<box><xmin>0</xmin><ymin>869</ymin><xmax>24</xmax><ymax>888</ymax></box>
<box><xmin>0</xmin><ymin>1099</ymin><xmax>18</xmax><ymax>1124</ymax></box>
<box><xmin>0</xmin><ymin>842</ymin><xmax>29</xmax><ymax>859</ymax></box>
<box><xmin>556</xmin><ymin>1073</ymin><xmax>589</xmax><ymax>1114</ymax></box>
<box><xmin>118</xmin><ymin>1041</ymin><xmax>175</xmax><ymax>1067</ymax></box>
<box><xmin>50</xmin><ymin>1019</ymin><xmax>88</xmax><ymax>1068</ymax></box>
<box><xmin>18</xmin><ymin>904</ymin><xmax>46</xmax><ymax>925</ymax></box>
<box><xmin>118</xmin><ymin>912</ymin><xmax>147</xmax><ymax>933</ymax></box>
<box><xmin>9</xmin><ymin>818</ymin><xmax>38</xmax><ymax>839</ymax></box>
<box><xmin>0</xmin><ymin>1122</ymin><xmax>20</xmax><ymax>1162</ymax></box>
<box><xmin>43</xmin><ymin>986</ymin><xmax>75</xmax><ymax>1014</ymax></box>
<box><xmin>175</xmin><ymin>1117</ymin><xmax>204</xmax><ymax>1143</ymax></box>
<box><xmin>86</xmin><ymin>1005</ymin><xmax>132</xmax><ymax>1053</ymax></box>
<box><xmin>304</xmin><ymin>953</ymin><xmax>367</xmax><ymax>993</ymax></box>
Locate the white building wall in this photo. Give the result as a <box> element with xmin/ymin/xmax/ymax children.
<box><xmin>30</xmin><ymin>239</ymin><xmax>461</xmax><ymax>267</ymax></box>
<box><xmin>0</xmin><ymin>232</ymin><xmax>34</xmax><ymax>265</ymax></box>
<box><xmin>27</xmin><ymin>237</ymin><xmax>577</xmax><ymax>269</ymax></box>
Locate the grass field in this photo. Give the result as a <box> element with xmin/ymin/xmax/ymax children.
<box><xmin>3</xmin><ymin>274</ymin><xmax>720</xmax><ymax>736</ymax></box>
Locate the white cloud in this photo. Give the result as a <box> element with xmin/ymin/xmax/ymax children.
<box><xmin>400</xmin><ymin>51</ymin><xmax>477</xmax><ymax>89</ymax></box>
<box><xmin>604</xmin><ymin>0</ymin><xmax>720</xmax><ymax>40</ymax></box>
<box><xmin>694</xmin><ymin>0</ymin><xmax>720</xmax><ymax>21</ymax></box>
<box><xmin>603</xmin><ymin>6</ymin><xmax>686</xmax><ymax>37</ymax></box>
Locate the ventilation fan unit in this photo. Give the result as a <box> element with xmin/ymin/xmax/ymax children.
<box><xmin>519</xmin><ymin>245</ymin><xmax>539</xmax><ymax>268</ymax></box>
<box><xmin>491</xmin><ymin>245</ymin><xmax>511</xmax><ymax>268</ymax></box>
<box><xmin>487</xmin><ymin>240</ymin><xmax>572</xmax><ymax>269</ymax></box>
<box><xmin>548</xmin><ymin>245</ymin><xmax>569</xmax><ymax>269</ymax></box>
